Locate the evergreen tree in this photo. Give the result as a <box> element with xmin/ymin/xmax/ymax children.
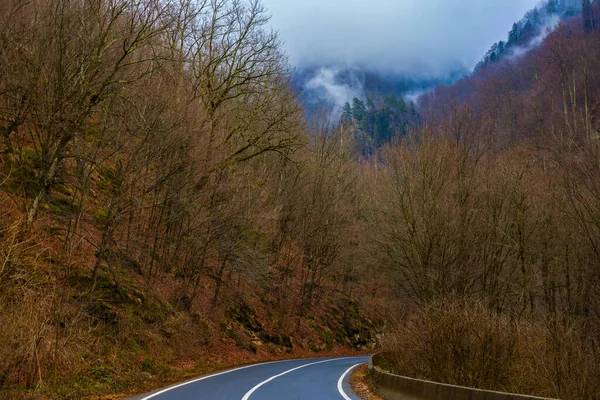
<box><xmin>340</xmin><ymin>93</ymin><xmax>418</xmax><ymax>155</ymax></box>
<box><xmin>351</xmin><ymin>98</ymin><xmax>366</xmax><ymax>123</ymax></box>
<box><xmin>508</xmin><ymin>23</ymin><xmax>520</xmax><ymax>46</ymax></box>
<box><xmin>530</xmin><ymin>8</ymin><xmax>541</xmax><ymax>26</ymax></box>
<box><xmin>546</xmin><ymin>0</ymin><xmax>558</xmax><ymax>15</ymax></box>
<box><xmin>560</xmin><ymin>0</ymin><xmax>579</xmax><ymax>17</ymax></box>
<box><xmin>498</xmin><ymin>41</ymin><xmax>505</xmax><ymax>56</ymax></box>
<box><xmin>341</xmin><ymin>102</ymin><xmax>353</xmax><ymax>126</ymax></box>
<box><xmin>583</xmin><ymin>0</ymin><xmax>596</xmax><ymax>32</ymax></box>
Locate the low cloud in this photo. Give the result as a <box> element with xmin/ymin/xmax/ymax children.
<box><xmin>506</xmin><ymin>14</ymin><xmax>561</xmax><ymax>61</ymax></box>
<box><xmin>404</xmin><ymin>89</ymin><xmax>432</xmax><ymax>104</ymax></box>
<box><xmin>303</xmin><ymin>68</ymin><xmax>364</xmax><ymax>114</ymax></box>
<box><xmin>262</xmin><ymin>0</ymin><xmax>540</xmax><ymax>77</ymax></box>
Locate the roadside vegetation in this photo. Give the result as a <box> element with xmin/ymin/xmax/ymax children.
<box><xmin>371</xmin><ymin>5</ymin><xmax>600</xmax><ymax>399</ymax></box>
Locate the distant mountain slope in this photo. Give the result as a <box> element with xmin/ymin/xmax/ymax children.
<box><xmin>291</xmin><ymin>66</ymin><xmax>465</xmax><ymax>117</ymax></box>
<box><xmin>476</xmin><ymin>0</ymin><xmax>582</xmax><ymax>71</ymax></box>
<box><xmin>420</xmin><ymin>0</ymin><xmax>600</xmax><ymax>146</ymax></box>
<box><xmin>292</xmin><ymin>0</ymin><xmax>590</xmax><ymax>154</ymax></box>
<box><xmin>291</xmin><ymin>66</ymin><xmax>465</xmax><ymax>156</ymax></box>
<box><xmin>292</xmin><ymin>0</ymin><xmax>585</xmax><ymax>119</ymax></box>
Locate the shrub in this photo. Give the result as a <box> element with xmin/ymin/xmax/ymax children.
<box><xmin>383</xmin><ymin>299</ymin><xmax>600</xmax><ymax>399</ymax></box>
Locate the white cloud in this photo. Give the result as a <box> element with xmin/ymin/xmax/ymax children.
<box><xmin>505</xmin><ymin>14</ymin><xmax>561</xmax><ymax>61</ymax></box>
<box><xmin>304</xmin><ymin>67</ymin><xmax>364</xmax><ymax>112</ymax></box>
<box><xmin>262</xmin><ymin>0</ymin><xmax>541</xmax><ymax>76</ymax></box>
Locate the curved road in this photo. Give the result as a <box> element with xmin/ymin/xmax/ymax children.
<box><xmin>130</xmin><ymin>356</ymin><xmax>369</xmax><ymax>400</ymax></box>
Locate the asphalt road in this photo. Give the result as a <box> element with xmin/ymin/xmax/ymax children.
<box><xmin>130</xmin><ymin>356</ymin><xmax>369</xmax><ymax>400</ymax></box>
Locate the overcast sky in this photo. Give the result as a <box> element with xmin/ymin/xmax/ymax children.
<box><xmin>261</xmin><ymin>0</ymin><xmax>541</xmax><ymax>76</ymax></box>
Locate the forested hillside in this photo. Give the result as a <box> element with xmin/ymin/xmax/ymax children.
<box><xmin>340</xmin><ymin>95</ymin><xmax>419</xmax><ymax>156</ymax></box>
<box><xmin>292</xmin><ymin>67</ymin><xmax>461</xmax><ymax>154</ymax></box>
<box><xmin>337</xmin><ymin>0</ymin><xmax>591</xmax><ymax>154</ymax></box>
<box><xmin>476</xmin><ymin>0</ymin><xmax>582</xmax><ymax>71</ymax></box>
<box><xmin>0</xmin><ymin>1</ymin><xmax>382</xmax><ymax>398</ymax></box>
<box><xmin>2</xmin><ymin>0</ymin><xmax>600</xmax><ymax>399</ymax></box>
<box><xmin>379</xmin><ymin>3</ymin><xmax>600</xmax><ymax>398</ymax></box>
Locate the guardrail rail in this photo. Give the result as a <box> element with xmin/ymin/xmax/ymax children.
<box><xmin>368</xmin><ymin>353</ymin><xmax>559</xmax><ymax>400</ymax></box>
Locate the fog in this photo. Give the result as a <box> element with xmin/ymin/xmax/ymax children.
<box><xmin>303</xmin><ymin>68</ymin><xmax>365</xmax><ymax>110</ymax></box>
<box><xmin>262</xmin><ymin>0</ymin><xmax>541</xmax><ymax>77</ymax></box>
<box><xmin>505</xmin><ymin>15</ymin><xmax>561</xmax><ymax>61</ymax></box>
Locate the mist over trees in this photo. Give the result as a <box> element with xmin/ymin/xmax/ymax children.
<box><xmin>476</xmin><ymin>0</ymin><xmax>582</xmax><ymax>70</ymax></box>
<box><xmin>290</xmin><ymin>66</ymin><xmax>459</xmax><ymax>127</ymax></box>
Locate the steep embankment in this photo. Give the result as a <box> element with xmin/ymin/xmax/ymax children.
<box><xmin>0</xmin><ymin>193</ymin><xmax>382</xmax><ymax>400</ymax></box>
<box><xmin>0</xmin><ymin>0</ymin><xmax>384</xmax><ymax>398</ymax></box>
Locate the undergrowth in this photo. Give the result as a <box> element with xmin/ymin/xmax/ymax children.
<box><xmin>383</xmin><ymin>299</ymin><xmax>600</xmax><ymax>400</ymax></box>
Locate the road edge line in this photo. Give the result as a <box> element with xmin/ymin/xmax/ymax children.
<box><xmin>337</xmin><ymin>363</ymin><xmax>362</xmax><ymax>400</ymax></box>
<box><xmin>140</xmin><ymin>359</ymin><xmax>289</xmax><ymax>400</ymax></box>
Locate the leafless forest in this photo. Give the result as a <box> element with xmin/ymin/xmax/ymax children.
<box><xmin>0</xmin><ymin>0</ymin><xmax>599</xmax><ymax>399</ymax></box>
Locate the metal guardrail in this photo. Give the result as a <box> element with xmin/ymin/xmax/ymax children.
<box><xmin>368</xmin><ymin>353</ymin><xmax>560</xmax><ymax>400</ymax></box>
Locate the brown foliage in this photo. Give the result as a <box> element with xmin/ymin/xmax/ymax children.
<box><xmin>376</xmin><ymin>12</ymin><xmax>600</xmax><ymax>398</ymax></box>
<box><xmin>0</xmin><ymin>1</ymin><xmax>380</xmax><ymax>398</ymax></box>
<box><xmin>383</xmin><ymin>300</ymin><xmax>600</xmax><ymax>399</ymax></box>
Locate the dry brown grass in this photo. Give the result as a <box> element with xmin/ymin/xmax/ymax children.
<box><xmin>351</xmin><ymin>364</ymin><xmax>383</xmax><ymax>400</ymax></box>
<box><xmin>0</xmin><ymin>207</ymin><xmax>102</xmax><ymax>398</ymax></box>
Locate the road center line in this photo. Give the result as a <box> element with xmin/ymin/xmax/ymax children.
<box><xmin>240</xmin><ymin>358</ymin><xmax>339</xmax><ymax>400</ymax></box>
<box><xmin>337</xmin><ymin>363</ymin><xmax>362</xmax><ymax>400</ymax></box>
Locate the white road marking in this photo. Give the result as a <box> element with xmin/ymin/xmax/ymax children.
<box><xmin>337</xmin><ymin>363</ymin><xmax>362</xmax><ymax>400</ymax></box>
<box><xmin>241</xmin><ymin>358</ymin><xmax>339</xmax><ymax>400</ymax></box>
<box><xmin>140</xmin><ymin>359</ymin><xmax>288</xmax><ymax>400</ymax></box>
<box><xmin>139</xmin><ymin>356</ymin><xmax>366</xmax><ymax>400</ymax></box>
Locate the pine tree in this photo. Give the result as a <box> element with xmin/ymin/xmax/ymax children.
<box><xmin>498</xmin><ymin>41</ymin><xmax>505</xmax><ymax>56</ymax></box>
<box><xmin>351</xmin><ymin>98</ymin><xmax>366</xmax><ymax>123</ymax></box>
<box><xmin>546</xmin><ymin>0</ymin><xmax>558</xmax><ymax>15</ymax></box>
<box><xmin>583</xmin><ymin>0</ymin><xmax>596</xmax><ymax>32</ymax></box>
<box><xmin>341</xmin><ymin>102</ymin><xmax>353</xmax><ymax>127</ymax></box>
<box><xmin>508</xmin><ymin>23</ymin><xmax>520</xmax><ymax>46</ymax></box>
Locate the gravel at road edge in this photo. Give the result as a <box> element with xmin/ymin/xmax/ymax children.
<box><xmin>350</xmin><ymin>364</ymin><xmax>384</xmax><ymax>400</ymax></box>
